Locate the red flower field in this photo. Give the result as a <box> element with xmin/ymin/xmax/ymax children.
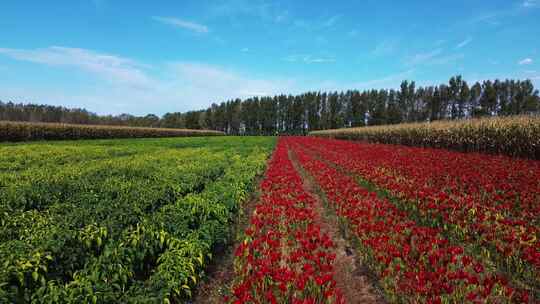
<box><xmin>229</xmin><ymin>140</ymin><xmax>345</xmax><ymax>304</ymax></box>
<box><xmin>229</xmin><ymin>137</ymin><xmax>538</xmax><ymax>303</ymax></box>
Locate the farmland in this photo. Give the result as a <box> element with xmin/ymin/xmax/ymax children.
<box><xmin>3</xmin><ymin>0</ymin><xmax>540</xmax><ymax>302</ymax></box>
<box><xmin>1</xmin><ymin>133</ymin><xmax>538</xmax><ymax>303</ymax></box>
<box><xmin>310</xmin><ymin>115</ymin><xmax>540</xmax><ymax>159</ymax></box>
<box><xmin>0</xmin><ymin>136</ymin><xmax>274</xmax><ymax>303</ymax></box>
<box><xmin>0</xmin><ymin>121</ymin><xmax>224</xmax><ymax>142</ymax></box>
<box><xmin>226</xmin><ymin>137</ymin><xmax>538</xmax><ymax>303</ymax></box>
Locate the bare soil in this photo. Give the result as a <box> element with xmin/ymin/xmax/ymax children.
<box><xmin>191</xmin><ymin>177</ymin><xmax>262</xmax><ymax>304</ymax></box>
<box><xmin>193</xmin><ymin>149</ymin><xmax>386</xmax><ymax>304</ymax></box>
<box><xmin>289</xmin><ymin>148</ymin><xmax>387</xmax><ymax>304</ymax></box>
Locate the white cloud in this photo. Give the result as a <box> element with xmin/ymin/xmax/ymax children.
<box><xmin>322</xmin><ymin>15</ymin><xmax>341</xmax><ymax>27</ymax></box>
<box><xmin>161</xmin><ymin>62</ymin><xmax>295</xmax><ymax>103</ymax></box>
<box><xmin>307</xmin><ymin>57</ymin><xmax>335</xmax><ymax>63</ymax></box>
<box><xmin>519</xmin><ymin>58</ymin><xmax>533</xmax><ymax>65</ymax></box>
<box><xmin>209</xmin><ymin>0</ymin><xmax>288</xmax><ymax>24</ymax></box>
<box><xmin>238</xmin><ymin>90</ymin><xmax>269</xmax><ymax>96</ymax></box>
<box><xmin>430</xmin><ymin>53</ymin><xmax>465</xmax><ymax>65</ymax></box>
<box><xmin>404</xmin><ymin>49</ymin><xmax>465</xmax><ymax>67</ymax></box>
<box><xmin>352</xmin><ymin>70</ymin><xmax>416</xmax><ymax>90</ymax></box>
<box><xmin>0</xmin><ymin>46</ymin><xmax>296</xmax><ymax>115</ymax></box>
<box><xmin>152</xmin><ymin>16</ymin><xmax>209</xmax><ymax>33</ymax></box>
<box><xmin>469</xmin><ymin>13</ymin><xmax>500</xmax><ymax>25</ymax></box>
<box><xmin>0</xmin><ymin>46</ymin><xmax>153</xmax><ymax>88</ymax></box>
<box><xmin>434</xmin><ymin>40</ymin><xmax>446</xmax><ymax>46</ymax></box>
<box><xmin>312</xmin><ymin>70</ymin><xmax>416</xmax><ymax>92</ymax></box>
<box><xmin>456</xmin><ymin>37</ymin><xmax>472</xmax><ymax>49</ymax></box>
<box><xmin>275</xmin><ymin>11</ymin><xmax>289</xmax><ymax>23</ymax></box>
<box><xmin>284</xmin><ymin>54</ymin><xmax>335</xmax><ymax>64</ymax></box>
<box><xmin>523</xmin><ymin>0</ymin><xmax>539</xmax><ymax>8</ymax></box>
<box><xmin>372</xmin><ymin>39</ymin><xmax>398</xmax><ymax>56</ymax></box>
<box><xmin>404</xmin><ymin>49</ymin><xmax>442</xmax><ymax>66</ymax></box>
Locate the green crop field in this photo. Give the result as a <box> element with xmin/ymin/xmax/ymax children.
<box><xmin>0</xmin><ymin>136</ymin><xmax>275</xmax><ymax>303</ymax></box>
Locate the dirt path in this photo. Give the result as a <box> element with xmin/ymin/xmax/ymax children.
<box><xmin>288</xmin><ymin>148</ymin><xmax>386</xmax><ymax>304</ymax></box>
<box><xmin>193</xmin><ymin>149</ymin><xmax>385</xmax><ymax>304</ymax></box>
<box><xmin>192</xmin><ymin>178</ymin><xmax>262</xmax><ymax>304</ymax></box>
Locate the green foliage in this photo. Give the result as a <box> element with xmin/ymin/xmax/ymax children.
<box><xmin>0</xmin><ymin>136</ymin><xmax>275</xmax><ymax>303</ymax></box>
<box><xmin>4</xmin><ymin>77</ymin><xmax>539</xmax><ymax>136</ymax></box>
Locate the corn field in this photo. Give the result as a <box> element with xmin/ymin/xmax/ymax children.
<box><xmin>309</xmin><ymin>115</ymin><xmax>540</xmax><ymax>159</ymax></box>
<box><xmin>0</xmin><ymin>121</ymin><xmax>224</xmax><ymax>142</ymax></box>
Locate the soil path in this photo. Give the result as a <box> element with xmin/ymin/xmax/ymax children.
<box><xmin>288</xmin><ymin>147</ymin><xmax>386</xmax><ymax>304</ymax></box>
<box><xmin>194</xmin><ymin>147</ymin><xmax>385</xmax><ymax>304</ymax></box>
<box><xmin>191</xmin><ymin>177</ymin><xmax>262</xmax><ymax>304</ymax></box>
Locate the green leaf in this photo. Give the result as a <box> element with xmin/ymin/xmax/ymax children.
<box><xmin>32</xmin><ymin>271</ymin><xmax>39</xmax><ymax>282</ymax></box>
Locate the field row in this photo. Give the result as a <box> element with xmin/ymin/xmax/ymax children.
<box><xmin>291</xmin><ymin>138</ymin><xmax>540</xmax><ymax>302</ymax></box>
<box><xmin>310</xmin><ymin>115</ymin><xmax>540</xmax><ymax>159</ymax></box>
<box><xmin>0</xmin><ymin>137</ymin><xmax>274</xmax><ymax>303</ymax></box>
<box><xmin>229</xmin><ymin>139</ymin><xmax>344</xmax><ymax>303</ymax></box>
<box><xmin>0</xmin><ymin>121</ymin><xmax>224</xmax><ymax>142</ymax></box>
<box><xmin>226</xmin><ymin>137</ymin><xmax>537</xmax><ymax>303</ymax></box>
<box><xmin>2</xmin><ymin>135</ymin><xmax>537</xmax><ymax>303</ymax></box>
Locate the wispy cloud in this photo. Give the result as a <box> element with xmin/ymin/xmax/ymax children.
<box><xmin>469</xmin><ymin>13</ymin><xmax>500</xmax><ymax>25</ymax></box>
<box><xmin>322</xmin><ymin>15</ymin><xmax>342</xmax><ymax>27</ymax></box>
<box><xmin>466</xmin><ymin>2</ymin><xmax>537</xmax><ymax>28</ymax></box>
<box><xmin>152</xmin><ymin>16</ymin><xmax>209</xmax><ymax>33</ymax></box>
<box><xmin>166</xmin><ymin>62</ymin><xmax>294</xmax><ymax>100</ymax></box>
<box><xmin>434</xmin><ymin>40</ymin><xmax>447</xmax><ymax>46</ymax></box>
<box><xmin>522</xmin><ymin>0</ymin><xmax>539</xmax><ymax>8</ymax></box>
<box><xmin>431</xmin><ymin>53</ymin><xmax>465</xmax><ymax>65</ymax></box>
<box><xmin>372</xmin><ymin>39</ymin><xmax>398</xmax><ymax>56</ymax></box>
<box><xmin>455</xmin><ymin>37</ymin><xmax>472</xmax><ymax>49</ymax></box>
<box><xmin>91</xmin><ymin>0</ymin><xmax>106</xmax><ymax>9</ymax></box>
<box><xmin>274</xmin><ymin>10</ymin><xmax>289</xmax><ymax>23</ymax></box>
<box><xmin>519</xmin><ymin>58</ymin><xmax>534</xmax><ymax>65</ymax></box>
<box><xmin>404</xmin><ymin>49</ymin><xmax>443</xmax><ymax>66</ymax></box>
<box><xmin>241</xmin><ymin>48</ymin><xmax>249</xmax><ymax>52</ymax></box>
<box><xmin>404</xmin><ymin>49</ymin><xmax>465</xmax><ymax>67</ymax></box>
<box><xmin>321</xmin><ymin>70</ymin><xmax>416</xmax><ymax>91</ymax></box>
<box><xmin>284</xmin><ymin>54</ymin><xmax>335</xmax><ymax>64</ymax></box>
<box><xmin>0</xmin><ymin>46</ymin><xmax>152</xmax><ymax>88</ymax></box>
<box><xmin>347</xmin><ymin>30</ymin><xmax>359</xmax><ymax>37</ymax></box>
<box><xmin>356</xmin><ymin>70</ymin><xmax>415</xmax><ymax>89</ymax></box>
<box><xmin>0</xmin><ymin>45</ymin><xmax>296</xmax><ymax>115</ymax></box>
<box><xmin>307</xmin><ymin>58</ymin><xmax>335</xmax><ymax>63</ymax></box>
<box><xmin>209</xmin><ymin>0</ymin><xmax>288</xmax><ymax>24</ymax></box>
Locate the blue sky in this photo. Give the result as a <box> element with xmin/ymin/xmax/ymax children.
<box><xmin>0</xmin><ymin>0</ymin><xmax>539</xmax><ymax>115</ymax></box>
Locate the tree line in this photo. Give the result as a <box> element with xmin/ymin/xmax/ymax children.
<box><xmin>2</xmin><ymin>76</ymin><xmax>539</xmax><ymax>135</ymax></box>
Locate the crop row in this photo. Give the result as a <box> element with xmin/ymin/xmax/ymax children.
<box><xmin>0</xmin><ymin>121</ymin><xmax>224</xmax><ymax>142</ymax></box>
<box><xmin>309</xmin><ymin>115</ymin><xmax>540</xmax><ymax>159</ymax></box>
<box><xmin>0</xmin><ymin>137</ymin><xmax>275</xmax><ymax>303</ymax></box>
<box><xmin>229</xmin><ymin>139</ymin><xmax>344</xmax><ymax>304</ymax></box>
<box><xmin>288</xmin><ymin>138</ymin><xmax>532</xmax><ymax>303</ymax></box>
<box><xmin>38</xmin><ymin>152</ymin><xmax>269</xmax><ymax>303</ymax></box>
<box><xmin>1</xmin><ymin>150</ymin><xmax>229</xmax><ymax>302</ymax></box>
<box><xmin>298</xmin><ymin>137</ymin><xmax>539</xmax><ymax>295</ymax></box>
